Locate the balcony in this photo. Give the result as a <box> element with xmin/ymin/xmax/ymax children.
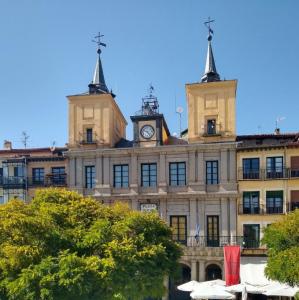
<box><xmin>239</xmin><ymin>204</ymin><xmax>284</xmax><ymax>215</ymax></box>
<box><xmin>174</xmin><ymin>236</ymin><xmax>244</xmax><ymax>247</ymax></box>
<box><xmin>0</xmin><ymin>176</ymin><xmax>26</xmax><ymax>189</ymax></box>
<box><xmin>27</xmin><ymin>174</ymin><xmax>67</xmax><ymax>187</ymax></box>
<box><xmin>202</xmin><ymin>124</ymin><xmax>222</xmax><ymax>137</ymax></box>
<box><xmin>238</xmin><ymin>168</ymin><xmax>299</xmax><ymax>180</ymax></box>
<box><xmin>79</xmin><ymin>132</ymin><xmax>98</xmax><ymax>145</ymax></box>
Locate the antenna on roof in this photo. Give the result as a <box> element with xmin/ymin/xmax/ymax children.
<box><xmin>176</xmin><ymin>106</ymin><xmax>184</xmax><ymax>137</ymax></box>
<box><xmin>21</xmin><ymin>131</ymin><xmax>29</xmax><ymax>148</ymax></box>
<box><xmin>275</xmin><ymin>117</ymin><xmax>286</xmax><ymax>134</ymax></box>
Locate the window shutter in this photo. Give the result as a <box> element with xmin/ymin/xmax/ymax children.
<box><xmin>291</xmin><ymin>156</ymin><xmax>299</xmax><ymax>169</ymax></box>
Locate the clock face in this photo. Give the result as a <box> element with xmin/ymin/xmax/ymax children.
<box><xmin>140</xmin><ymin>125</ymin><xmax>155</xmax><ymax>139</ymax></box>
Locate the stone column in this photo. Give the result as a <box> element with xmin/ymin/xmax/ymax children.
<box><xmin>160</xmin><ymin>198</ymin><xmax>167</xmax><ymax>221</ymax></box>
<box><xmin>199</xmin><ymin>260</ymin><xmax>206</xmax><ymax>282</ymax></box>
<box><xmin>229</xmin><ymin>149</ymin><xmax>236</xmax><ymax>181</ymax></box>
<box><xmin>220</xmin><ymin>150</ymin><xmax>228</xmax><ymax>184</ymax></box>
<box><xmin>69</xmin><ymin>157</ymin><xmax>76</xmax><ymax>188</ymax></box>
<box><xmin>131</xmin><ymin>198</ymin><xmax>138</xmax><ymax>210</ymax></box>
<box><xmin>130</xmin><ymin>153</ymin><xmax>138</xmax><ymax>193</ymax></box>
<box><xmin>95</xmin><ymin>155</ymin><xmax>103</xmax><ymax>187</ymax></box>
<box><xmin>191</xmin><ymin>260</ymin><xmax>197</xmax><ymax>280</ymax></box>
<box><xmin>197</xmin><ymin>151</ymin><xmax>204</xmax><ymax>185</ymax></box>
<box><xmin>189</xmin><ymin>199</ymin><xmax>197</xmax><ymax>237</ymax></box>
<box><xmin>221</xmin><ymin>197</ymin><xmax>228</xmax><ymax>237</ymax></box>
<box><xmin>229</xmin><ymin>198</ymin><xmax>237</xmax><ymax>237</ymax></box>
<box><xmin>159</xmin><ymin>153</ymin><xmax>167</xmax><ymax>193</ymax></box>
<box><xmin>198</xmin><ymin>200</ymin><xmax>205</xmax><ymax>236</ymax></box>
<box><xmin>103</xmin><ymin>156</ymin><xmax>110</xmax><ymax>186</ymax></box>
<box><xmin>188</xmin><ymin>151</ymin><xmax>196</xmax><ymax>183</ymax></box>
<box><xmin>76</xmin><ymin>157</ymin><xmax>83</xmax><ymax>189</ymax></box>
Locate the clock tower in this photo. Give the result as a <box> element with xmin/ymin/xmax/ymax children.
<box><xmin>130</xmin><ymin>87</ymin><xmax>170</xmax><ymax>147</ymax></box>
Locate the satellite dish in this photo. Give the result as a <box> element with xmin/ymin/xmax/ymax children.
<box><xmin>176</xmin><ymin>106</ymin><xmax>183</xmax><ymax>114</ymax></box>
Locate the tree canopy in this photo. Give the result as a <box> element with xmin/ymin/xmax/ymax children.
<box><xmin>0</xmin><ymin>189</ymin><xmax>182</xmax><ymax>300</ymax></box>
<box><xmin>262</xmin><ymin>209</ymin><xmax>299</xmax><ymax>287</ymax></box>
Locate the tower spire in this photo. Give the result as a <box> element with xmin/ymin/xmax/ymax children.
<box><xmin>201</xmin><ymin>18</ymin><xmax>220</xmax><ymax>83</ymax></box>
<box><xmin>88</xmin><ymin>32</ymin><xmax>109</xmax><ymax>94</ymax></box>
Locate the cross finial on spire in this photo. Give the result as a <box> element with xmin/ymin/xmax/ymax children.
<box><xmin>204</xmin><ymin>17</ymin><xmax>215</xmax><ymax>41</ymax></box>
<box><xmin>92</xmin><ymin>32</ymin><xmax>107</xmax><ymax>54</ymax></box>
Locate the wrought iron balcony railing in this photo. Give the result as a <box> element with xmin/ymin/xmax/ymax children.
<box><xmin>238</xmin><ymin>204</ymin><xmax>284</xmax><ymax>215</ymax></box>
<box><xmin>0</xmin><ymin>176</ymin><xmax>26</xmax><ymax>189</ymax></box>
<box><xmin>238</xmin><ymin>168</ymin><xmax>299</xmax><ymax>180</ymax></box>
<box><xmin>27</xmin><ymin>174</ymin><xmax>67</xmax><ymax>187</ymax></box>
<box><xmin>172</xmin><ymin>235</ymin><xmax>244</xmax><ymax>247</ymax></box>
<box><xmin>79</xmin><ymin>133</ymin><xmax>98</xmax><ymax>144</ymax></box>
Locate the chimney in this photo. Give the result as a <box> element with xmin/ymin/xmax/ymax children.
<box><xmin>274</xmin><ymin>128</ymin><xmax>280</xmax><ymax>135</ymax></box>
<box><xmin>3</xmin><ymin>140</ymin><xmax>12</xmax><ymax>150</ymax></box>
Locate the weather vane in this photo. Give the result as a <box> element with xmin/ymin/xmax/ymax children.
<box><xmin>204</xmin><ymin>17</ymin><xmax>215</xmax><ymax>41</ymax></box>
<box><xmin>148</xmin><ymin>84</ymin><xmax>154</xmax><ymax>97</ymax></box>
<box><xmin>92</xmin><ymin>32</ymin><xmax>107</xmax><ymax>53</ymax></box>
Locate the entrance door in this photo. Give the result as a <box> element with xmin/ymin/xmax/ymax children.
<box><xmin>207</xmin><ymin>216</ymin><xmax>219</xmax><ymax>247</ymax></box>
<box><xmin>206</xmin><ymin>264</ymin><xmax>222</xmax><ymax>281</ymax></box>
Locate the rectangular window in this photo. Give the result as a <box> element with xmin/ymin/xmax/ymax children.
<box><xmin>141</xmin><ymin>163</ymin><xmax>157</xmax><ymax>187</ymax></box>
<box><xmin>206</xmin><ymin>161</ymin><xmax>218</xmax><ymax>185</ymax></box>
<box><xmin>243</xmin><ymin>191</ymin><xmax>260</xmax><ymax>214</ymax></box>
<box><xmin>14</xmin><ymin>166</ymin><xmax>24</xmax><ymax>177</ymax></box>
<box><xmin>85</xmin><ymin>166</ymin><xmax>95</xmax><ymax>189</ymax></box>
<box><xmin>169</xmin><ymin>162</ymin><xmax>186</xmax><ymax>186</ymax></box>
<box><xmin>242</xmin><ymin>158</ymin><xmax>260</xmax><ymax>179</ymax></box>
<box><xmin>266</xmin><ymin>156</ymin><xmax>283</xmax><ymax>179</ymax></box>
<box><xmin>243</xmin><ymin>224</ymin><xmax>260</xmax><ymax>248</ymax></box>
<box><xmin>207</xmin><ymin>216</ymin><xmax>219</xmax><ymax>247</ymax></box>
<box><xmin>266</xmin><ymin>191</ymin><xmax>283</xmax><ymax>213</ymax></box>
<box><xmin>113</xmin><ymin>164</ymin><xmax>129</xmax><ymax>188</ymax></box>
<box><xmin>170</xmin><ymin>216</ymin><xmax>187</xmax><ymax>245</ymax></box>
<box><xmin>0</xmin><ymin>168</ymin><xmax>3</xmax><ymax>185</ymax></box>
<box><xmin>86</xmin><ymin>128</ymin><xmax>93</xmax><ymax>143</ymax></box>
<box><xmin>291</xmin><ymin>190</ymin><xmax>299</xmax><ymax>211</ymax></box>
<box><xmin>207</xmin><ymin>119</ymin><xmax>216</xmax><ymax>135</ymax></box>
<box><xmin>51</xmin><ymin>167</ymin><xmax>66</xmax><ymax>185</ymax></box>
<box><xmin>291</xmin><ymin>156</ymin><xmax>299</xmax><ymax>178</ymax></box>
<box><xmin>32</xmin><ymin>168</ymin><xmax>44</xmax><ymax>184</ymax></box>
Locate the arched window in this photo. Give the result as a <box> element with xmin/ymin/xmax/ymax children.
<box><xmin>205</xmin><ymin>264</ymin><xmax>222</xmax><ymax>281</ymax></box>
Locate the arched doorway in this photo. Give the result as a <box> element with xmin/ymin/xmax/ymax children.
<box><xmin>169</xmin><ymin>263</ymin><xmax>191</xmax><ymax>300</ymax></box>
<box><xmin>205</xmin><ymin>264</ymin><xmax>222</xmax><ymax>281</ymax></box>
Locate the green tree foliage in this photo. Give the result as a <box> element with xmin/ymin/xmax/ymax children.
<box><xmin>0</xmin><ymin>189</ymin><xmax>182</xmax><ymax>300</ymax></box>
<box><xmin>262</xmin><ymin>209</ymin><xmax>299</xmax><ymax>287</ymax></box>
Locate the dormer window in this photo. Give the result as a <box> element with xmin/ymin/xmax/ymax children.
<box><xmin>86</xmin><ymin>128</ymin><xmax>93</xmax><ymax>143</ymax></box>
<box><xmin>207</xmin><ymin>119</ymin><xmax>216</xmax><ymax>135</ymax></box>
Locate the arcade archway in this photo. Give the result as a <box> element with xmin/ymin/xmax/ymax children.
<box><xmin>205</xmin><ymin>263</ymin><xmax>222</xmax><ymax>281</ymax></box>
<box><xmin>169</xmin><ymin>263</ymin><xmax>191</xmax><ymax>300</ymax></box>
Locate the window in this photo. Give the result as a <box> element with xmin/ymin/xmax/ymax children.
<box><xmin>32</xmin><ymin>168</ymin><xmax>44</xmax><ymax>184</ymax></box>
<box><xmin>242</xmin><ymin>158</ymin><xmax>260</xmax><ymax>179</ymax></box>
<box><xmin>266</xmin><ymin>191</ymin><xmax>283</xmax><ymax>213</ymax></box>
<box><xmin>290</xmin><ymin>190</ymin><xmax>299</xmax><ymax>211</ymax></box>
<box><xmin>86</xmin><ymin>128</ymin><xmax>93</xmax><ymax>143</ymax></box>
<box><xmin>243</xmin><ymin>224</ymin><xmax>260</xmax><ymax>248</ymax></box>
<box><xmin>266</xmin><ymin>156</ymin><xmax>283</xmax><ymax>179</ymax></box>
<box><xmin>290</xmin><ymin>156</ymin><xmax>299</xmax><ymax>177</ymax></box>
<box><xmin>207</xmin><ymin>216</ymin><xmax>219</xmax><ymax>247</ymax></box>
<box><xmin>51</xmin><ymin>167</ymin><xmax>66</xmax><ymax>185</ymax></box>
<box><xmin>14</xmin><ymin>165</ymin><xmax>24</xmax><ymax>177</ymax></box>
<box><xmin>206</xmin><ymin>161</ymin><xmax>218</xmax><ymax>185</ymax></box>
<box><xmin>85</xmin><ymin>166</ymin><xmax>95</xmax><ymax>189</ymax></box>
<box><xmin>170</xmin><ymin>216</ymin><xmax>187</xmax><ymax>245</ymax></box>
<box><xmin>141</xmin><ymin>163</ymin><xmax>157</xmax><ymax>187</ymax></box>
<box><xmin>243</xmin><ymin>191</ymin><xmax>260</xmax><ymax>214</ymax></box>
<box><xmin>113</xmin><ymin>164</ymin><xmax>129</xmax><ymax>188</ymax></box>
<box><xmin>169</xmin><ymin>162</ymin><xmax>186</xmax><ymax>186</ymax></box>
<box><xmin>207</xmin><ymin>119</ymin><xmax>216</xmax><ymax>135</ymax></box>
<box><xmin>0</xmin><ymin>168</ymin><xmax>3</xmax><ymax>185</ymax></box>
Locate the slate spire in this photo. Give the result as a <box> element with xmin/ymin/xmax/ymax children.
<box><xmin>201</xmin><ymin>18</ymin><xmax>220</xmax><ymax>83</ymax></box>
<box><xmin>88</xmin><ymin>33</ymin><xmax>109</xmax><ymax>94</ymax></box>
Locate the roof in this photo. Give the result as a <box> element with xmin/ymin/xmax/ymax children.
<box><xmin>237</xmin><ymin>133</ymin><xmax>299</xmax><ymax>149</ymax></box>
<box><xmin>0</xmin><ymin>147</ymin><xmax>67</xmax><ymax>156</ymax></box>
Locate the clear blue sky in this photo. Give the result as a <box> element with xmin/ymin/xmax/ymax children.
<box><xmin>0</xmin><ymin>1</ymin><xmax>298</xmax><ymax>148</ymax></box>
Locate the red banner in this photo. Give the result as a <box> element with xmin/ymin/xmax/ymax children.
<box><xmin>224</xmin><ymin>245</ymin><xmax>240</xmax><ymax>286</ymax></box>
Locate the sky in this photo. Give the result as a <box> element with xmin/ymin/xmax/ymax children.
<box><xmin>0</xmin><ymin>0</ymin><xmax>298</xmax><ymax>148</ymax></box>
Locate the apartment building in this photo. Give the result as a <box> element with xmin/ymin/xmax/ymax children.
<box><xmin>236</xmin><ymin>133</ymin><xmax>299</xmax><ymax>255</ymax></box>
<box><xmin>0</xmin><ymin>141</ymin><xmax>68</xmax><ymax>203</ymax></box>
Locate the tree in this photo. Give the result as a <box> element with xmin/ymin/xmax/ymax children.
<box><xmin>0</xmin><ymin>189</ymin><xmax>182</xmax><ymax>300</ymax></box>
<box><xmin>262</xmin><ymin>209</ymin><xmax>299</xmax><ymax>287</ymax></box>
